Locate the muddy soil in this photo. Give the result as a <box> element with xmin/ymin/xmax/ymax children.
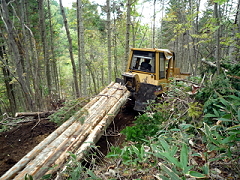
<box><xmin>0</xmin><ymin>100</ymin><xmax>138</xmax><ymax>177</ymax></box>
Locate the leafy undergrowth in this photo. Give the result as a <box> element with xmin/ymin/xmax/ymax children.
<box><xmin>57</xmin><ymin>74</ymin><xmax>240</xmax><ymax>180</ymax></box>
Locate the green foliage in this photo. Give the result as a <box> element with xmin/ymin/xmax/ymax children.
<box><xmin>107</xmin><ymin>144</ymin><xmax>149</xmax><ymax>166</ymax></box>
<box><xmin>59</xmin><ymin>74</ymin><xmax>238</xmax><ymax>178</ymax></box>
<box><xmin>150</xmin><ymin>131</ymin><xmax>209</xmax><ymax>179</ymax></box>
<box><xmin>24</xmin><ymin>174</ymin><xmax>33</xmax><ymax>180</ymax></box>
<box><xmin>221</xmin><ymin>63</ymin><xmax>240</xmax><ymax>90</ymax></box>
<box><xmin>121</xmin><ymin>112</ymin><xmax>165</xmax><ymax>143</ymax></box>
<box><xmin>0</xmin><ymin>117</ymin><xmax>26</xmax><ymax>132</ymax></box>
<box><xmin>201</xmin><ymin>123</ymin><xmax>240</xmax><ymax>155</ymax></box>
<box><xmin>103</xmin><ymin>74</ymin><xmax>239</xmax><ymax>179</ymax></box>
<box><xmin>214</xmin><ymin>0</ymin><xmax>228</xmax><ymax>5</ymax></box>
<box><xmin>62</xmin><ymin>152</ymin><xmax>101</xmax><ymax>180</ymax></box>
<box><xmin>0</xmin><ymin>124</ymin><xmax>9</xmax><ymax>133</ymax></box>
<box><xmin>195</xmin><ymin>74</ymin><xmax>240</xmax><ymax>126</ymax></box>
<box><xmin>188</xmin><ymin>102</ymin><xmax>203</xmax><ymax>119</ymax></box>
<box><xmin>204</xmin><ymin>94</ymin><xmax>240</xmax><ymax>126</ymax></box>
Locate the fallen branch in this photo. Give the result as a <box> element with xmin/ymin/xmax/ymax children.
<box><xmin>15</xmin><ymin>111</ymin><xmax>55</xmax><ymax>118</ymax></box>
<box><xmin>201</xmin><ymin>59</ymin><xmax>240</xmax><ymax>80</ymax></box>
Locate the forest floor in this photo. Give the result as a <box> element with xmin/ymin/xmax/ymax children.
<box><xmin>0</xmin><ymin>118</ymin><xmax>58</xmax><ymax>176</ymax></box>
<box><xmin>0</xmin><ymin>101</ymin><xmax>138</xmax><ymax>177</ymax></box>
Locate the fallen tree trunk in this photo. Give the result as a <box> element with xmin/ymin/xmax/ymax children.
<box><xmin>0</xmin><ymin>82</ymin><xmax>130</xmax><ymax>180</ymax></box>
<box><xmin>201</xmin><ymin>59</ymin><xmax>240</xmax><ymax>80</ymax></box>
<box><xmin>15</xmin><ymin>111</ymin><xmax>55</xmax><ymax>118</ymax></box>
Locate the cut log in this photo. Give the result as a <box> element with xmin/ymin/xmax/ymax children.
<box><xmin>0</xmin><ymin>82</ymin><xmax>130</xmax><ymax>180</ymax></box>
<box><xmin>15</xmin><ymin>111</ymin><xmax>55</xmax><ymax>118</ymax></box>
<box><xmin>51</xmin><ymin>90</ymin><xmax>131</xmax><ymax>178</ymax></box>
<box><xmin>32</xmin><ymin>84</ymin><xmax>129</xmax><ymax>179</ymax></box>
<box><xmin>74</xmin><ymin>90</ymin><xmax>131</xmax><ymax>161</ymax></box>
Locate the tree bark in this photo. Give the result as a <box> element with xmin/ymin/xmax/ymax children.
<box><xmin>152</xmin><ymin>0</ymin><xmax>156</xmax><ymax>48</ymax></box>
<box><xmin>77</xmin><ymin>0</ymin><xmax>87</xmax><ymax>97</ymax></box>
<box><xmin>0</xmin><ymin>44</ymin><xmax>16</xmax><ymax>115</ymax></box>
<box><xmin>214</xmin><ymin>2</ymin><xmax>221</xmax><ymax>74</ymax></box>
<box><xmin>0</xmin><ymin>0</ymin><xmax>34</xmax><ymax>111</ymax></box>
<box><xmin>59</xmin><ymin>0</ymin><xmax>80</xmax><ymax>98</ymax></box>
<box><xmin>233</xmin><ymin>0</ymin><xmax>240</xmax><ymax>62</ymax></box>
<box><xmin>86</xmin><ymin>59</ymin><xmax>97</xmax><ymax>94</ymax></box>
<box><xmin>39</xmin><ymin>0</ymin><xmax>51</xmax><ymax>95</ymax></box>
<box><xmin>47</xmin><ymin>0</ymin><xmax>60</xmax><ymax>98</ymax></box>
<box><xmin>107</xmin><ymin>0</ymin><xmax>112</xmax><ymax>83</ymax></box>
<box><xmin>124</xmin><ymin>0</ymin><xmax>131</xmax><ymax>71</ymax></box>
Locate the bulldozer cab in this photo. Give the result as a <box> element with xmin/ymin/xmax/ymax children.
<box><xmin>117</xmin><ymin>48</ymin><xmax>190</xmax><ymax>111</ymax></box>
<box><xmin>126</xmin><ymin>48</ymin><xmax>175</xmax><ymax>86</ymax></box>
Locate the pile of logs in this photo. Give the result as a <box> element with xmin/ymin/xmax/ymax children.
<box><xmin>0</xmin><ymin>82</ymin><xmax>130</xmax><ymax>180</ymax></box>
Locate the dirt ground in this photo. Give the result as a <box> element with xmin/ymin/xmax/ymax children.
<box><xmin>0</xmin><ymin>119</ymin><xmax>58</xmax><ymax>176</ymax></box>
<box><xmin>0</xmin><ymin>100</ymin><xmax>138</xmax><ymax>177</ymax></box>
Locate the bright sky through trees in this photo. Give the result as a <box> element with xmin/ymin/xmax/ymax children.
<box><xmin>62</xmin><ymin>0</ymin><xmax>105</xmax><ymax>7</ymax></box>
<box><xmin>61</xmin><ymin>0</ymin><xmax>208</xmax><ymax>26</ymax></box>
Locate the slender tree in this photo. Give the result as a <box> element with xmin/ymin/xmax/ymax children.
<box><xmin>0</xmin><ymin>0</ymin><xmax>34</xmax><ymax>111</ymax></box>
<box><xmin>152</xmin><ymin>0</ymin><xmax>156</xmax><ymax>48</ymax></box>
<box><xmin>234</xmin><ymin>0</ymin><xmax>240</xmax><ymax>62</ymax></box>
<box><xmin>47</xmin><ymin>0</ymin><xmax>60</xmax><ymax>98</ymax></box>
<box><xmin>107</xmin><ymin>0</ymin><xmax>112</xmax><ymax>83</ymax></box>
<box><xmin>125</xmin><ymin>0</ymin><xmax>131</xmax><ymax>70</ymax></box>
<box><xmin>214</xmin><ymin>2</ymin><xmax>221</xmax><ymax>74</ymax></box>
<box><xmin>59</xmin><ymin>0</ymin><xmax>80</xmax><ymax>98</ymax></box>
<box><xmin>0</xmin><ymin>43</ymin><xmax>16</xmax><ymax>115</ymax></box>
<box><xmin>39</xmin><ymin>0</ymin><xmax>52</xmax><ymax>95</ymax></box>
<box><xmin>77</xmin><ymin>0</ymin><xmax>87</xmax><ymax>97</ymax></box>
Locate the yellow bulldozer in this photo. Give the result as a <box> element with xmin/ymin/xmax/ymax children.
<box><xmin>116</xmin><ymin>48</ymin><xmax>190</xmax><ymax>111</ymax></box>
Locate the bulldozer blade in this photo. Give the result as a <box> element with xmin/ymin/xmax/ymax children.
<box><xmin>133</xmin><ymin>83</ymin><xmax>159</xmax><ymax>111</ymax></box>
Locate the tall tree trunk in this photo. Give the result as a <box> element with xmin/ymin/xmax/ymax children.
<box><xmin>0</xmin><ymin>44</ymin><xmax>16</xmax><ymax>115</ymax></box>
<box><xmin>152</xmin><ymin>0</ymin><xmax>156</xmax><ymax>48</ymax></box>
<box><xmin>86</xmin><ymin>60</ymin><xmax>97</xmax><ymax>94</ymax></box>
<box><xmin>77</xmin><ymin>0</ymin><xmax>82</xmax><ymax>95</ymax></box>
<box><xmin>24</xmin><ymin>0</ymin><xmax>43</xmax><ymax>110</ymax></box>
<box><xmin>107</xmin><ymin>0</ymin><xmax>112</xmax><ymax>83</ymax></box>
<box><xmin>188</xmin><ymin>0</ymin><xmax>194</xmax><ymax>74</ymax></box>
<box><xmin>159</xmin><ymin>0</ymin><xmax>165</xmax><ymax>47</ymax></box>
<box><xmin>113</xmin><ymin>16</ymin><xmax>118</xmax><ymax>79</ymax></box>
<box><xmin>214</xmin><ymin>2</ymin><xmax>221</xmax><ymax>74</ymax></box>
<box><xmin>20</xmin><ymin>0</ymin><xmax>34</xmax><ymax>106</ymax></box>
<box><xmin>194</xmin><ymin>0</ymin><xmax>201</xmax><ymax>75</ymax></box>
<box><xmin>124</xmin><ymin>0</ymin><xmax>131</xmax><ymax>71</ymax></box>
<box><xmin>47</xmin><ymin>0</ymin><xmax>60</xmax><ymax>98</ymax></box>
<box><xmin>233</xmin><ymin>0</ymin><xmax>240</xmax><ymax>62</ymax></box>
<box><xmin>59</xmin><ymin>0</ymin><xmax>80</xmax><ymax>98</ymax></box>
<box><xmin>1</xmin><ymin>0</ymin><xmax>33</xmax><ymax>111</ymax></box>
<box><xmin>77</xmin><ymin>0</ymin><xmax>87</xmax><ymax>97</ymax></box>
<box><xmin>101</xmin><ymin>63</ymin><xmax>104</xmax><ymax>86</ymax></box>
<box><xmin>39</xmin><ymin>0</ymin><xmax>51</xmax><ymax>95</ymax></box>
